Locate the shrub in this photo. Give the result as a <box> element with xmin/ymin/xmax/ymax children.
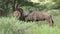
<box><xmin>0</xmin><ymin>16</ymin><xmax>60</xmax><ymax>34</ymax></box>
<box><xmin>48</xmin><ymin>10</ymin><xmax>60</xmax><ymax>16</ymax></box>
<box><xmin>0</xmin><ymin>17</ymin><xmax>37</xmax><ymax>34</ymax></box>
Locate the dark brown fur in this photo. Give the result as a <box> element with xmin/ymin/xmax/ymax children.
<box><xmin>24</xmin><ymin>11</ymin><xmax>54</xmax><ymax>26</ymax></box>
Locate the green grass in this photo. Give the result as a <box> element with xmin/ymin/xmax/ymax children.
<box><xmin>0</xmin><ymin>15</ymin><xmax>60</xmax><ymax>34</ymax></box>
<box><xmin>0</xmin><ymin>10</ymin><xmax>60</xmax><ymax>34</ymax></box>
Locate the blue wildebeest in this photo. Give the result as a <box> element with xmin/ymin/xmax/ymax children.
<box><xmin>13</xmin><ymin>8</ymin><xmax>54</xmax><ymax>26</ymax></box>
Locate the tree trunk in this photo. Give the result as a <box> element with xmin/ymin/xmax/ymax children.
<box><xmin>16</xmin><ymin>0</ymin><xmax>19</xmax><ymax>9</ymax></box>
<box><xmin>5</xmin><ymin>0</ymin><xmax>9</xmax><ymax>16</ymax></box>
<box><xmin>12</xmin><ymin>0</ymin><xmax>16</xmax><ymax>12</ymax></box>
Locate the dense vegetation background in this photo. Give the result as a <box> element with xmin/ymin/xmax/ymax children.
<box><xmin>0</xmin><ymin>0</ymin><xmax>60</xmax><ymax>34</ymax></box>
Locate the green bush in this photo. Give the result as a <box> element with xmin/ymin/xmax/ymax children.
<box><xmin>48</xmin><ymin>10</ymin><xmax>60</xmax><ymax>16</ymax></box>
<box><xmin>0</xmin><ymin>16</ymin><xmax>60</xmax><ymax>34</ymax></box>
<box><xmin>21</xmin><ymin>3</ymin><xmax>59</xmax><ymax>11</ymax></box>
<box><xmin>21</xmin><ymin>6</ymin><xmax>37</xmax><ymax>11</ymax></box>
<box><xmin>0</xmin><ymin>17</ymin><xmax>37</xmax><ymax>34</ymax></box>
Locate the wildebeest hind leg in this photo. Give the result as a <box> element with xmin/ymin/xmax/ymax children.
<box><xmin>36</xmin><ymin>21</ymin><xmax>41</xmax><ymax>26</ymax></box>
<box><xmin>46</xmin><ymin>18</ymin><xmax>53</xmax><ymax>26</ymax></box>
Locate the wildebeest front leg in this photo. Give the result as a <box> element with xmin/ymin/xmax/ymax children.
<box><xmin>36</xmin><ymin>21</ymin><xmax>41</xmax><ymax>26</ymax></box>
